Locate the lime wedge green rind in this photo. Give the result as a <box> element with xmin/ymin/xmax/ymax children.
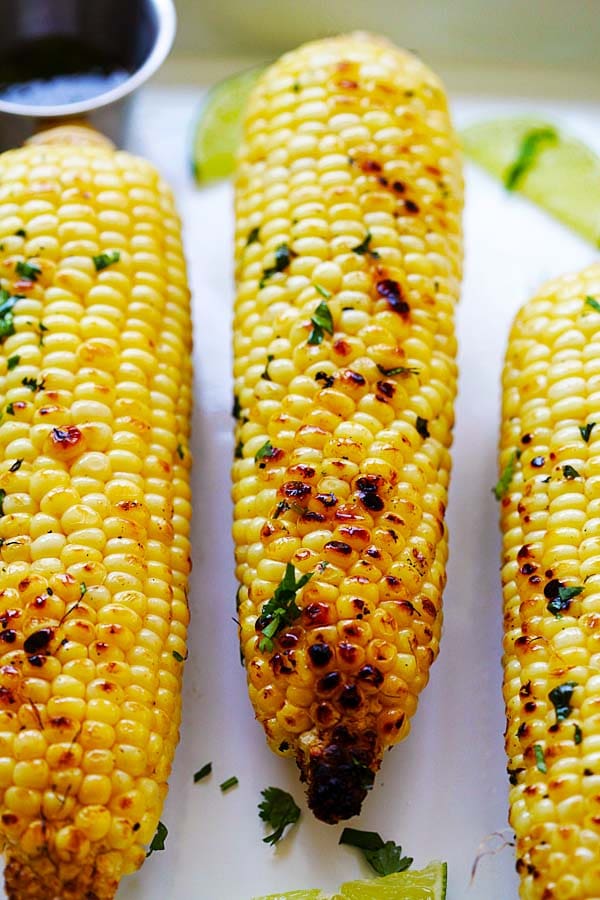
<box><xmin>461</xmin><ymin>117</ymin><xmax>600</xmax><ymax>247</ymax></box>
<box><xmin>252</xmin><ymin>860</ymin><xmax>447</xmax><ymax>900</ymax></box>
<box><xmin>192</xmin><ymin>67</ymin><xmax>263</xmax><ymax>184</ymax></box>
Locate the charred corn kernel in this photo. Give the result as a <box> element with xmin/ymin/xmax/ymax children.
<box><xmin>0</xmin><ymin>129</ymin><xmax>192</xmax><ymax>900</ymax></box>
<box><xmin>233</xmin><ymin>34</ymin><xmax>462</xmax><ymax>823</ymax></box>
<box><xmin>499</xmin><ymin>263</ymin><xmax>600</xmax><ymax>899</ymax></box>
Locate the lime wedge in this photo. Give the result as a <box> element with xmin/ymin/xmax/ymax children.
<box><xmin>462</xmin><ymin>117</ymin><xmax>600</xmax><ymax>247</ymax></box>
<box><xmin>253</xmin><ymin>861</ymin><xmax>447</xmax><ymax>900</ymax></box>
<box><xmin>192</xmin><ymin>67</ymin><xmax>263</xmax><ymax>183</ymax></box>
<box><xmin>254</xmin><ymin>893</ymin><xmax>325</xmax><ymax>900</ymax></box>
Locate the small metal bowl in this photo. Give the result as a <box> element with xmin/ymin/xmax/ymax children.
<box><xmin>0</xmin><ymin>0</ymin><xmax>176</xmax><ymax>151</ymax></box>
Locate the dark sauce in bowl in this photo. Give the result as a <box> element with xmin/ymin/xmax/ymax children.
<box><xmin>0</xmin><ymin>35</ymin><xmax>130</xmax><ymax>106</ymax></box>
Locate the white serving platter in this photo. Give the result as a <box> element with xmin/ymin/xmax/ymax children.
<box><xmin>3</xmin><ymin>80</ymin><xmax>600</xmax><ymax>900</ymax></box>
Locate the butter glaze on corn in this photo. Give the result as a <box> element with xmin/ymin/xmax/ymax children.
<box><xmin>233</xmin><ymin>33</ymin><xmax>463</xmax><ymax>822</ymax></box>
<box><xmin>0</xmin><ymin>133</ymin><xmax>192</xmax><ymax>899</ymax></box>
<box><xmin>500</xmin><ymin>264</ymin><xmax>600</xmax><ymax>899</ymax></box>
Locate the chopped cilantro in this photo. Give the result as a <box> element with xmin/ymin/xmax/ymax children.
<box><xmin>0</xmin><ymin>489</ymin><xmax>5</xmax><ymax>516</ymax></box>
<box><xmin>259</xmin><ymin>243</ymin><xmax>293</xmax><ymax>288</ymax></box>
<box><xmin>562</xmin><ymin>464</ymin><xmax>581</xmax><ymax>479</ymax></box>
<box><xmin>220</xmin><ymin>776</ymin><xmax>238</xmax><ymax>792</ymax></box>
<box><xmin>176</xmin><ymin>443</ymin><xmax>184</xmax><ymax>460</ymax></box>
<box><xmin>14</xmin><ymin>229</ymin><xmax>26</xmax><ymax>238</ymax></box>
<box><xmin>376</xmin><ymin>364</ymin><xmax>420</xmax><ymax>377</ymax></box>
<box><xmin>0</xmin><ymin>291</ymin><xmax>19</xmax><ymax>342</ymax></box>
<box><xmin>351</xmin><ymin>230</ymin><xmax>379</xmax><ymax>258</ymax></box>
<box><xmin>574</xmin><ymin>724</ymin><xmax>583</xmax><ymax>745</ymax></box>
<box><xmin>7</xmin><ymin>355</ymin><xmax>19</xmax><ymax>370</ymax></box>
<box><xmin>549</xmin><ymin>682</ymin><xmax>578</xmax><ymax>722</ymax></box>
<box><xmin>308</xmin><ymin>299</ymin><xmax>334</xmax><ymax>345</ymax></box>
<box><xmin>504</xmin><ymin>127</ymin><xmax>557</xmax><ymax>191</ymax></box>
<box><xmin>172</xmin><ymin>650</ymin><xmax>185</xmax><ymax>662</ymax></box>
<box><xmin>256</xmin><ymin>563</ymin><xmax>314</xmax><ymax>652</ymax></box>
<box><xmin>80</xmin><ymin>583</ymin><xmax>87</xmax><ymax>597</ymax></box>
<box><xmin>416</xmin><ymin>416</ymin><xmax>430</xmax><ymax>439</ymax></box>
<box><xmin>534</xmin><ymin>744</ymin><xmax>547</xmax><ymax>773</ymax></box>
<box><xmin>16</xmin><ymin>260</ymin><xmax>40</xmax><ymax>281</ymax></box>
<box><xmin>493</xmin><ymin>449</ymin><xmax>520</xmax><ymax>500</ymax></box>
<box><xmin>194</xmin><ymin>762</ymin><xmax>212</xmax><ymax>783</ymax></box>
<box><xmin>93</xmin><ymin>251</ymin><xmax>120</xmax><ymax>272</ymax></box>
<box><xmin>339</xmin><ymin>828</ymin><xmax>413</xmax><ymax>876</ymax></box>
<box><xmin>255</xmin><ymin>440</ymin><xmax>275</xmax><ymax>465</ymax></box>
<box><xmin>232</xmin><ymin>395</ymin><xmax>242</xmax><ymax>419</ymax></box>
<box><xmin>21</xmin><ymin>376</ymin><xmax>44</xmax><ymax>392</ymax></box>
<box><xmin>580</xmin><ymin>423</ymin><xmax>596</xmax><ymax>442</ymax></box>
<box><xmin>258</xmin><ymin>786</ymin><xmax>300</xmax><ymax>845</ymax></box>
<box><xmin>547</xmin><ymin>583</ymin><xmax>583</xmax><ymax>617</ymax></box>
<box><xmin>314</xmin><ymin>283</ymin><xmax>332</xmax><ymax>299</ymax></box>
<box><xmin>9</xmin><ymin>459</ymin><xmax>23</xmax><ymax>473</ymax></box>
<box><xmin>234</xmin><ymin>439</ymin><xmax>244</xmax><ymax>459</ymax></box>
<box><xmin>5</xmin><ymin>403</ymin><xmax>14</xmax><ymax>416</ymax></box>
<box><xmin>585</xmin><ymin>296</ymin><xmax>600</xmax><ymax>313</ymax></box>
<box><xmin>146</xmin><ymin>820</ymin><xmax>168</xmax><ymax>857</ymax></box>
<box><xmin>246</xmin><ymin>226</ymin><xmax>260</xmax><ymax>246</ymax></box>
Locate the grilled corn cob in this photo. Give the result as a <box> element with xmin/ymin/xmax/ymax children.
<box><xmin>0</xmin><ymin>127</ymin><xmax>192</xmax><ymax>899</ymax></box>
<box><xmin>500</xmin><ymin>263</ymin><xmax>600</xmax><ymax>898</ymax></box>
<box><xmin>233</xmin><ymin>33</ymin><xmax>463</xmax><ymax>822</ymax></box>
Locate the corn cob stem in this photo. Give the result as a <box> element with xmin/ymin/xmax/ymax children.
<box><xmin>233</xmin><ymin>33</ymin><xmax>463</xmax><ymax>822</ymax></box>
<box><xmin>500</xmin><ymin>263</ymin><xmax>600</xmax><ymax>898</ymax></box>
<box><xmin>0</xmin><ymin>127</ymin><xmax>192</xmax><ymax>898</ymax></box>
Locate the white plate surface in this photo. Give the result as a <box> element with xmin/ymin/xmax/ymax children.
<box><xmin>3</xmin><ymin>84</ymin><xmax>600</xmax><ymax>900</ymax></box>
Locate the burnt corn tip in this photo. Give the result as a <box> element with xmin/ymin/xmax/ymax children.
<box><xmin>305</xmin><ymin>741</ymin><xmax>376</xmax><ymax>824</ymax></box>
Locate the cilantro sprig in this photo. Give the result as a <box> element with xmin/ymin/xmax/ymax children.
<box><xmin>549</xmin><ymin>682</ymin><xmax>578</xmax><ymax>723</ymax></box>
<box><xmin>258</xmin><ymin>786</ymin><xmax>300</xmax><ymax>845</ymax></box>
<box><xmin>259</xmin><ymin>243</ymin><xmax>293</xmax><ymax>288</ymax></box>
<box><xmin>146</xmin><ymin>820</ymin><xmax>168</xmax><ymax>857</ymax></box>
<box><xmin>339</xmin><ymin>828</ymin><xmax>413</xmax><ymax>876</ymax></box>
<box><xmin>93</xmin><ymin>250</ymin><xmax>120</xmax><ymax>272</ymax></box>
<box><xmin>256</xmin><ymin>563</ymin><xmax>314</xmax><ymax>652</ymax></box>
<box><xmin>308</xmin><ymin>299</ymin><xmax>334</xmax><ymax>345</ymax></box>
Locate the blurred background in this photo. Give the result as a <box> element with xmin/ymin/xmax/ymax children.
<box><xmin>169</xmin><ymin>0</ymin><xmax>600</xmax><ymax>94</ymax></box>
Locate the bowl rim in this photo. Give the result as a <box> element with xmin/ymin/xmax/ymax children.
<box><xmin>0</xmin><ymin>0</ymin><xmax>176</xmax><ymax>118</ymax></box>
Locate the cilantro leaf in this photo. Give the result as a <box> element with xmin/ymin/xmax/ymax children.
<box><xmin>93</xmin><ymin>250</ymin><xmax>120</xmax><ymax>272</ymax></box>
<box><xmin>255</xmin><ymin>440</ymin><xmax>277</xmax><ymax>466</ymax></box>
<box><xmin>365</xmin><ymin>841</ymin><xmax>413</xmax><ymax>876</ymax></box>
<box><xmin>146</xmin><ymin>820</ymin><xmax>168</xmax><ymax>857</ymax></box>
<box><xmin>580</xmin><ymin>422</ymin><xmax>596</xmax><ymax>442</ymax></box>
<box><xmin>308</xmin><ymin>299</ymin><xmax>334</xmax><ymax>345</ymax></box>
<box><xmin>352</xmin><ymin>230</ymin><xmax>379</xmax><ymax>258</ymax></box>
<box><xmin>534</xmin><ymin>744</ymin><xmax>547</xmax><ymax>773</ymax></box>
<box><xmin>586</xmin><ymin>296</ymin><xmax>600</xmax><ymax>313</ymax></box>
<box><xmin>504</xmin><ymin>127</ymin><xmax>557</xmax><ymax>190</ymax></box>
<box><xmin>493</xmin><ymin>449</ymin><xmax>520</xmax><ymax>500</ymax></box>
<box><xmin>16</xmin><ymin>260</ymin><xmax>40</xmax><ymax>281</ymax></box>
<box><xmin>376</xmin><ymin>364</ymin><xmax>419</xmax><ymax>377</ymax></box>
<box><xmin>574</xmin><ymin>724</ymin><xmax>583</xmax><ymax>745</ymax></box>
<box><xmin>339</xmin><ymin>828</ymin><xmax>413</xmax><ymax>876</ymax></box>
<box><xmin>549</xmin><ymin>682</ymin><xmax>578</xmax><ymax>722</ymax></box>
<box><xmin>546</xmin><ymin>583</ymin><xmax>583</xmax><ymax>617</ymax></box>
<box><xmin>0</xmin><ymin>292</ymin><xmax>19</xmax><ymax>342</ymax></box>
<box><xmin>7</xmin><ymin>355</ymin><xmax>19</xmax><ymax>371</ymax></box>
<box><xmin>256</xmin><ymin>563</ymin><xmax>314</xmax><ymax>652</ymax></box>
<box><xmin>562</xmin><ymin>464</ymin><xmax>581</xmax><ymax>479</ymax></box>
<box><xmin>258</xmin><ymin>786</ymin><xmax>300</xmax><ymax>845</ymax></box>
<box><xmin>259</xmin><ymin>243</ymin><xmax>293</xmax><ymax>288</ymax></box>
<box><xmin>246</xmin><ymin>226</ymin><xmax>260</xmax><ymax>245</ymax></box>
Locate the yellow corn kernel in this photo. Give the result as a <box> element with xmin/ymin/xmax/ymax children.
<box><xmin>233</xmin><ymin>34</ymin><xmax>462</xmax><ymax>823</ymax></box>
<box><xmin>499</xmin><ymin>263</ymin><xmax>600</xmax><ymax>898</ymax></box>
<box><xmin>0</xmin><ymin>129</ymin><xmax>192</xmax><ymax>900</ymax></box>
